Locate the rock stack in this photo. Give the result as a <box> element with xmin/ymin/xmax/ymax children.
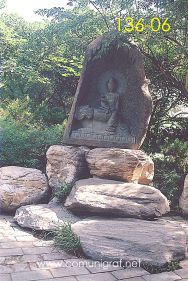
<box><xmin>46</xmin><ymin>145</ymin><xmax>170</xmax><ymax>220</ymax></box>
<box><xmin>51</xmin><ymin>34</ymin><xmax>186</xmax><ymax>267</ymax></box>
<box><xmin>12</xmin><ymin>34</ymin><xmax>187</xmax><ymax>268</ymax></box>
<box><xmin>44</xmin><ymin>144</ymin><xmax>186</xmax><ymax>268</ymax></box>
<box><xmin>51</xmin><ymin>146</ymin><xmax>169</xmax><ymax>219</ymax></box>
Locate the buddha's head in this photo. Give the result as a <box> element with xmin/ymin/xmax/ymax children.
<box><xmin>107</xmin><ymin>78</ymin><xmax>117</xmax><ymax>92</ymax></box>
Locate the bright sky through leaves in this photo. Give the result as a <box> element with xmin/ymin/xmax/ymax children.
<box><xmin>4</xmin><ymin>0</ymin><xmax>67</xmax><ymax>21</ymax></box>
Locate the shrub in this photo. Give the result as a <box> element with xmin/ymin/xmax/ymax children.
<box><xmin>152</xmin><ymin>139</ymin><xmax>188</xmax><ymax>210</ymax></box>
<box><xmin>0</xmin><ymin>119</ymin><xmax>65</xmax><ymax>171</ymax></box>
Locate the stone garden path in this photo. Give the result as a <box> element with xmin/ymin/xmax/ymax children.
<box><xmin>0</xmin><ymin>215</ymin><xmax>188</xmax><ymax>281</ymax></box>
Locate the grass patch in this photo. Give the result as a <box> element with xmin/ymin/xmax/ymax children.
<box><xmin>53</xmin><ymin>222</ymin><xmax>82</xmax><ymax>256</ymax></box>
<box><xmin>54</xmin><ymin>182</ymin><xmax>73</xmax><ymax>202</ymax></box>
<box><xmin>32</xmin><ymin>229</ymin><xmax>54</xmax><ymax>240</ymax></box>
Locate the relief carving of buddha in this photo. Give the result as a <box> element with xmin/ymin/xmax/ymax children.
<box><xmin>75</xmin><ymin>77</ymin><xmax>122</xmax><ymax>134</ymax></box>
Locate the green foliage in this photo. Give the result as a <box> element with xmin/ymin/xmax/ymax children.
<box><xmin>54</xmin><ymin>182</ymin><xmax>73</xmax><ymax>202</ymax></box>
<box><xmin>0</xmin><ymin>13</ymin><xmax>79</xmax><ymax>121</ymax></box>
<box><xmin>53</xmin><ymin>223</ymin><xmax>82</xmax><ymax>256</ymax></box>
<box><xmin>152</xmin><ymin>139</ymin><xmax>188</xmax><ymax>209</ymax></box>
<box><xmin>0</xmin><ymin>119</ymin><xmax>64</xmax><ymax>170</ymax></box>
<box><xmin>153</xmin><ymin>156</ymin><xmax>181</xmax><ymax>209</ymax></box>
<box><xmin>162</xmin><ymin>139</ymin><xmax>188</xmax><ymax>174</ymax></box>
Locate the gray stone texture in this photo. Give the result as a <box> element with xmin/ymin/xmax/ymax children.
<box><xmin>46</xmin><ymin>145</ymin><xmax>89</xmax><ymax>193</ymax></box>
<box><xmin>0</xmin><ymin>215</ymin><xmax>188</xmax><ymax>281</ymax></box>
<box><xmin>0</xmin><ymin>166</ymin><xmax>48</xmax><ymax>213</ymax></box>
<box><xmin>65</xmin><ymin>178</ymin><xmax>170</xmax><ymax>218</ymax></box>
<box><xmin>14</xmin><ymin>204</ymin><xmax>79</xmax><ymax>231</ymax></box>
<box><xmin>72</xmin><ymin>218</ymin><xmax>186</xmax><ymax>267</ymax></box>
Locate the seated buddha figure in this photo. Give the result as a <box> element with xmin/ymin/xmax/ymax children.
<box><xmin>75</xmin><ymin>77</ymin><xmax>120</xmax><ymax>134</ymax></box>
<box><xmin>94</xmin><ymin>77</ymin><xmax>119</xmax><ymax>133</ymax></box>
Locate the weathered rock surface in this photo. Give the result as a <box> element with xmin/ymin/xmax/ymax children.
<box><xmin>0</xmin><ymin>166</ymin><xmax>48</xmax><ymax>213</ymax></box>
<box><xmin>14</xmin><ymin>203</ymin><xmax>79</xmax><ymax>231</ymax></box>
<box><xmin>72</xmin><ymin>218</ymin><xmax>186</xmax><ymax>267</ymax></box>
<box><xmin>46</xmin><ymin>145</ymin><xmax>89</xmax><ymax>192</ymax></box>
<box><xmin>158</xmin><ymin>216</ymin><xmax>188</xmax><ymax>243</ymax></box>
<box><xmin>86</xmin><ymin>148</ymin><xmax>154</xmax><ymax>184</ymax></box>
<box><xmin>179</xmin><ymin>175</ymin><xmax>188</xmax><ymax>216</ymax></box>
<box><xmin>63</xmin><ymin>35</ymin><xmax>152</xmax><ymax>149</ymax></box>
<box><xmin>65</xmin><ymin>178</ymin><xmax>170</xmax><ymax>218</ymax></box>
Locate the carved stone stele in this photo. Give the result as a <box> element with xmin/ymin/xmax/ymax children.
<box><xmin>63</xmin><ymin>35</ymin><xmax>152</xmax><ymax>149</ymax></box>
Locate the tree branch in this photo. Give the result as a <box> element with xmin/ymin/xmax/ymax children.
<box><xmin>88</xmin><ymin>0</ymin><xmax>110</xmax><ymax>30</ymax></box>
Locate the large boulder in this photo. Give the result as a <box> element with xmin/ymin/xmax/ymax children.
<box><xmin>72</xmin><ymin>218</ymin><xmax>186</xmax><ymax>267</ymax></box>
<box><xmin>0</xmin><ymin>166</ymin><xmax>48</xmax><ymax>213</ymax></box>
<box><xmin>65</xmin><ymin>178</ymin><xmax>170</xmax><ymax>218</ymax></box>
<box><xmin>179</xmin><ymin>175</ymin><xmax>188</xmax><ymax>216</ymax></box>
<box><xmin>14</xmin><ymin>203</ymin><xmax>79</xmax><ymax>231</ymax></box>
<box><xmin>86</xmin><ymin>148</ymin><xmax>154</xmax><ymax>184</ymax></box>
<box><xmin>46</xmin><ymin>145</ymin><xmax>89</xmax><ymax>193</ymax></box>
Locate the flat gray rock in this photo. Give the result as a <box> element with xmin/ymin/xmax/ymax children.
<box><xmin>65</xmin><ymin>178</ymin><xmax>170</xmax><ymax>218</ymax></box>
<box><xmin>72</xmin><ymin>218</ymin><xmax>186</xmax><ymax>267</ymax></box>
<box><xmin>158</xmin><ymin>216</ymin><xmax>188</xmax><ymax>243</ymax></box>
<box><xmin>14</xmin><ymin>204</ymin><xmax>79</xmax><ymax>231</ymax></box>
